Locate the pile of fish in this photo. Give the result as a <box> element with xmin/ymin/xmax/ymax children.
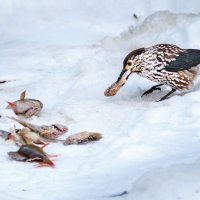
<box><xmin>0</xmin><ymin>91</ymin><xmax>103</xmax><ymax>167</ymax></box>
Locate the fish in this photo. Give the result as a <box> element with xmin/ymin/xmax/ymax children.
<box><xmin>8</xmin><ymin>144</ymin><xmax>55</xmax><ymax>167</ymax></box>
<box><xmin>104</xmin><ymin>82</ymin><xmax>121</xmax><ymax>96</ymax></box>
<box><xmin>63</xmin><ymin>131</ymin><xmax>102</xmax><ymax>145</ymax></box>
<box><xmin>19</xmin><ymin>128</ymin><xmax>47</xmax><ymax>145</ymax></box>
<box><xmin>8</xmin><ymin>117</ymin><xmax>68</xmax><ymax>140</ymax></box>
<box><xmin>6</xmin><ymin>90</ymin><xmax>43</xmax><ymax>118</ymax></box>
<box><xmin>7</xmin><ymin>127</ymin><xmax>61</xmax><ymax>146</ymax></box>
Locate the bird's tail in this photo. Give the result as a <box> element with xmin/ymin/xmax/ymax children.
<box><xmin>188</xmin><ymin>65</ymin><xmax>200</xmax><ymax>75</ymax></box>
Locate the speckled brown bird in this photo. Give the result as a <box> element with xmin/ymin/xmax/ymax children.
<box><xmin>105</xmin><ymin>44</ymin><xmax>200</xmax><ymax>101</ymax></box>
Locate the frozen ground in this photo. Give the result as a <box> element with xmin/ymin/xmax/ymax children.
<box><xmin>1</xmin><ymin>0</ymin><xmax>200</xmax><ymax>199</ymax></box>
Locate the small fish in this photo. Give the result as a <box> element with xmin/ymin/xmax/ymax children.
<box><xmin>6</xmin><ymin>90</ymin><xmax>43</xmax><ymax>118</ymax></box>
<box><xmin>19</xmin><ymin>128</ymin><xmax>47</xmax><ymax>145</ymax></box>
<box><xmin>63</xmin><ymin>131</ymin><xmax>102</xmax><ymax>145</ymax></box>
<box><xmin>104</xmin><ymin>82</ymin><xmax>121</xmax><ymax>96</ymax></box>
<box><xmin>8</xmin><ymin>117</ymin><xmax>68</xmax><ymax>140</ymax></box>
<box><xmin>7</xmin><ymin>127</ymin><xmax>60</xmax><ymax>146</ymax></box>
<box><xmin>8</xmin><ymin>144</ymin><xmax>55</xmax><ymax>167</ymax></box>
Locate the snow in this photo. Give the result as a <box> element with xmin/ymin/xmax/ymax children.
<box><xmin>1</xmin><ymin>0</ymin><xmax>200</xmax><ymax>199</ymax></box>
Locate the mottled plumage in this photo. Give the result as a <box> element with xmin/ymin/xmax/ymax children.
<box><xmin>105</xmin><ymin>44</ymin><xmax>200</xmax><ymax>101</ymax></box>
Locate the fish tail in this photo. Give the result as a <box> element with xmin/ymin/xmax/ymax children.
<box><xmin>7</xmin><ymin>101</ymin><xmax>16</xmax><ymax>107</ymax></box>
<box><xmin>45</xmin><ymin>159</ymin><xmax>55</xmax><ymax>167</ymax></box>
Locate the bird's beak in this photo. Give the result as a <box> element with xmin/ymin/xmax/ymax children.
<box><xmin>104</xmin><ymin>67</ymin><xmax>132</xmax><ymax>97</ymax></box>
<box><xmin>116</xmin><ymin>68</ymin><xmax>132</xmax><ymax>86</ymax></box>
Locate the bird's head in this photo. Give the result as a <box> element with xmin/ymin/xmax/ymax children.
<box><xmin>104</xmin><ymin>48</ymin><xmax>145</xmax><ymax>97</ymax></box>
<box><xmin>116</xmin><ymin>48</ymin><xmax>145</xmax><ymax>86</ymax></box>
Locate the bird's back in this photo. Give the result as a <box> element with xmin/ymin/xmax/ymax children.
<box><xmin>136</xmin><ymin>44</ymin><xmax>198</xmax><ymax>90</ymax></box>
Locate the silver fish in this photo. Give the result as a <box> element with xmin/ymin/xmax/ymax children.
<box><xmin>104</xmin><ymin>82</ymin><xmax>122</xmax><ymax>96</ymax></box>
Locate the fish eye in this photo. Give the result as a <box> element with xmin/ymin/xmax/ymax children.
<box><xmin>127</xmin><ymin>61</ymin><xmax>132</xmax><ymax>66</ymax></box>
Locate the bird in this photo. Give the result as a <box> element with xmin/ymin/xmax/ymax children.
<box><xmin>105</xmin><ymin>44</ymin><xmax>200</xmax><ymax>101</ymax></box>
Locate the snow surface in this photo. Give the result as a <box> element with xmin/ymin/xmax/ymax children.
<box><xmin>1</xmin><ymin>0</ymin><xmax>200</xmax><ymax>199</ymax></box>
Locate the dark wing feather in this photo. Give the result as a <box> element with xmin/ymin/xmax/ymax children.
<box><xmin>165</xmin><ymin>49</ymin><xmax>200</xmax><ymax>72</ymax></box>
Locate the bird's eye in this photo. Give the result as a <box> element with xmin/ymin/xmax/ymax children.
<box><xmin>127</xmin><ymin>62</ymin><xmax>132</xmax><ymax>66</ymax></box>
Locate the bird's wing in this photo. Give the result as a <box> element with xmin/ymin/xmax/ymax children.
<box><xmin>165</xmin><ymin>49</ymin><xmax>200</xmax><ymax>72</ymax></box>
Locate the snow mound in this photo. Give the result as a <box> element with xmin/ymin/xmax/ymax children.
<box><xmin>125</xmin><ymin>163</ymin><xmax>200</xmax><ymax>200</ymax></box>
<box><xmin>102</xmin><ymin>11</ymin><xmax>200</xmax><ymax>52</ymax></box>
